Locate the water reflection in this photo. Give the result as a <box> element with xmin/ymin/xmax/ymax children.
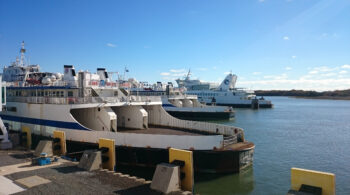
<box><xmin>195</xmin><ymin>167</ymin><xmax>255</xmax><ymax>195</ymax></box>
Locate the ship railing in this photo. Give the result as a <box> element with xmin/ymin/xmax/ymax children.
<box><xmin>167</xmin><ymin>94</ymin><xmax>197</xmax><ymax>99</ymax></box>
<box><xmin>6</xmin><ymin>95</ymin><xmax>161</xmax><ymax>105</ymax></box>
<box><xmin>147</xmin><ymin>105</ymin><xmax>245</xmax><ymax>143</ymax></box>
<box><xmin>101</xmin><ymin>95</ymin><xmax>161</xmax><ymax>103</ymax></box>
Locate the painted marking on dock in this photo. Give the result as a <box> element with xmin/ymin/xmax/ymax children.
<box><xmin>0</xmin><ymin>176</ymin><xmax>24</xmax><ymax>194</ymax></box>
<box><xmin>15</xmin><ymin>175</ymin><xmax>51</xmax><ymax>188</ymax></box>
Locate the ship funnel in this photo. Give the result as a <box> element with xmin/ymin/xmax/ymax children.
<box><xmin>63</xmin><ymin>65</ymin><xmax>78</xmax><ymax>86</ymax></box>
<box><xmin>97</xmin><ymin>68</ymin><xmax>110</xmax><ymax>82</ymax></box>
<box><xmin>218</xmin><ymin>73</ymin><xmax>237</xmax><ymax>91</ymax></box>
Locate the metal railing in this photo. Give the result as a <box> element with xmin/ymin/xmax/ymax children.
<box><xmin>167</xmin><ymin>94</ymin><xmax>197</xmax><ymax>99</ymax></box>
<box><xmin>6</xmin><ymin>95</ymin><xmax>161</xmax><ymax>105</ymax></box>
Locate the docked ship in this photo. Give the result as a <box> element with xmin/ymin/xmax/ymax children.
<box><xmin>127</xmin><ymin>81</ymin><xmax>234</xmax><ymax>121</ymax></box>
<box><xmin>0</xmin><ymin>42</ymin><xmax>254</xmax><ymax>173</ymax></box>
<box><xmin>176</xmin><ymin>70</ymin><xmax>273</xmax><ymax>108</ymax></box>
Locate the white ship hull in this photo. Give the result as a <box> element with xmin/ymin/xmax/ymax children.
<box><xmin>186</xmin><ymin>90</ymin><xmax>273</xmax><ymax>108</ymax></box>
<box><xmin>1</xmin><ymin>101</ymin><xmax>230</xmax><ymax>150</ymax></box>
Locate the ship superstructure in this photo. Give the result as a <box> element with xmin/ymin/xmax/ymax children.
<box><xmin>177</xmin><ymin>71</ymin><xmax>273</xmax><ymax>108</ymax></box>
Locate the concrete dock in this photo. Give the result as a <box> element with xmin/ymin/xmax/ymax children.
<box><xmin>0</xmin><ymin>149</ymin><xmax>189</xmax><ymax>195</ymax></box>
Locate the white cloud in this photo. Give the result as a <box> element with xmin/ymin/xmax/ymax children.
<box><xmin>263</xmin><ymin>73</ymin><xmax>288</xmax><ymax>80</ymax></box>
<box><xmin>308</xmin><ymin>66</ymin><xmax>337</xmax><ymax>75</ymax></box>
<box><xmin>341</xmin><ymin>64</ymin><xmax>350</xmax><ymax>69</ymax></box>
<box><xmin>212</xmin><ymin>66</ymin><xmax>217</xmax><ymax>70</ymax></box>
<box><xmin>106</xmin><ymin>43</ymin><xmax>116</xmax><ymax>47</ymax></box>
<box><xmin>252</xmin><ymin>72</ymin><xmax>261</xmax><ymax>75</ymax></box>
<box><xmin>285</xmin><ymin>67</ymin><xmax>292</xmax><ymax>70</ymax></box>
<box><xmin>160</xmin><ymin>72</ymin><xmax>170</xmax><ymax>76</ymax></box>
<box><xmin>283</xmin><ymin>36</ymin><xmax>289</xmax><ymax>40</ymax></box>
<box><xmin>235</xmin><ymin>63</ymin><xmax>350</xmax><ymax>90</ymax></box>
<box><xmin>224</xmin><ymin>71</ymin><xmax>231</xmax><ymax>75</ymax></box>
<box><xmin>237</xmin><ymin>78</ymin><xmax>350</xmax><ymax>91</ymax></box>
<box><xmin>160</xmin><ymin>68</ymin><xmax>188</xmax><ymax>81</ymax></box>
<box><xmin>170</xmin><ymin>69</ymin><xmax>186</xmax><ymax>73</ymax></box>
<box><xmin>309</xmin><ymin>70</ymin><xmax>318</xmax><ymax>74</ymax></box>
<box><xmin>292</xmin><ymin>56</ymin><xmax>297</xmax><ymax>59</ymax></box>
<box><xmin>318</xmin><ymin>32</ymin><xmax>339</xmax><ymax>40</ymax></box>
<box><xmin>321</xmin><ymin>73</ymin><xmax>336</xmax><ymax>77</ymax></box>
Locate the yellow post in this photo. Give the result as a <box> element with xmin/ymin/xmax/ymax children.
<box><xmin>53</xmin><ymin>130</ymin><xmax>67</xmax><ymax>156</ymax></box>
<box><xmin>21</xmin><ymin>126</ymin><xmax>31</xmax><ymax>149</ymax></box>
<box><xmin>98</xmin><ymin>138</ymin><xmax>115</xmax><ymax>171</ymax></box>
<box><xmin>291</xmin><ymin>167</ymin><xmax>335</xmax><ymax>195</ymax></box>
<box><xmin>169</xmin><ymin>148</ymin><xmax>194</xmax><ymax>192</ymax></box>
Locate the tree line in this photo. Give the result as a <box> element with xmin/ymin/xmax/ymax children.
<box><xmin>255</xmin><ymin>89</ymin><xmax>350</xmax><ymax>97</ymax></box>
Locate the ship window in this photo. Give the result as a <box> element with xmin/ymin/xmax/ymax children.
<box><xmin>52</xmin><ymin>91</ymin><xmax>56</xmax><ymax>96</ymax></box>
<box><xmin>45</xmin><ymin>91</ymin><xmax>48</xmax><ymax>96</ymax></box>
<box><xmin>6</xmin><ymin>106</ymin><xmax>17</xmax><ymax>112</ymax></box>
<box><xmin>71</xmin><ymin>69</ymin><xmax>76</xmax><ymax>76</ymax></box>
<box><xmin>114</xmin><ymin>91</ymin><xmax>118</xmax><ymax>96</ymax></box>
<box><xmin>68</xmin><ymin>91</ymin><xmax>73</xmax><ymax>97</ymax></box>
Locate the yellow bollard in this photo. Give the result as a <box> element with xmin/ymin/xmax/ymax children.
<box><xmin>21</xmin><ymin>126</ymin><xmax>31</xmax><ymax>149</ymax></box>
<box><xmin>291</xmin><ymin>167</ymin><xmax>335</xmax><ymax>195</ymax></box>
<box><xmin>98</xmin><ymin>138</ymin><xmax>115</xmax><ymax>171</ymax></box>
<box><xmin>53</xmin><ymin>130</ymin><xmax>67</xmax><ymax>156</ymax></box>
<box><xmin>169</xmin><ymin>148</ymin><xmax>194</xmax><ymax>192</ymax></box>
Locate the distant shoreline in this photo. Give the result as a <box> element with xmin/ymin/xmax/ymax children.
<box><xmin>255</xmin><ymin>89</ymin><xmax>350</xmax><ymax>101</ymax></box>
<box><xmin>292</xmin><ymin>96</ymin><xmax>350</xmax><ymax>100</ymax></box>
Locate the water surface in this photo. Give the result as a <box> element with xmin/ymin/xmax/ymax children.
<box><xmin>195</xmin><ymin>96</ymin><xmax>350</xmax><ymax>194</ymax></box>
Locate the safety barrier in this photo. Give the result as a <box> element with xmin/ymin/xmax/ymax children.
<box><xmin>98</xmin><ymin>138</ymin><xmax>115</xmax><ymax>171</ymax></box>
<box><xmin>21</xmin><ymin>126</ymin><xmax>31</xmax><ymax>149</ymax></box>
<box><xmin>53</xmin><ymin>130</ymin><xmax>66</xmax><ymax>156</ymax></box>
<box><xmin>169</xmin><ymin>148</ymin><xmax>194</xmax><ymax>192</ymax></box>
<box><xmin>290</xmin><ymin>167</ymin><xmax>335</xmax><ymax>195</ymax></box>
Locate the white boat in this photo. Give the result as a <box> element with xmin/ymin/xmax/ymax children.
<box><xmin>127</xmin><ymin>81</ymin><xmax>234</xmax><ymax>120</ymax></box>
<box><xmin>0</xmin><ymin>42</ymin><xmax>254</xmax><ymax>173</ymax></box>
<box><xmin>176</xmin><ymin>71</ymin><xmax>273</xmax><ymax>108</ymax></box>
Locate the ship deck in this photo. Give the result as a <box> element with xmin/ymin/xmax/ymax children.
<box><xmin>225</xmin><ymin>142</ymin><xmax>255</xmax><ymax>151</ymax></box>
<box><xmin>118</xmin><ymin>127</ymin><xmax>203</xmax><ymax>136</ymax></box>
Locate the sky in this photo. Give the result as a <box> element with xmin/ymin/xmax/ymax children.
<box><xmin>1</xmin><ymin>0</ymin><xmax>350</xmax><ymax>91</ymax></box>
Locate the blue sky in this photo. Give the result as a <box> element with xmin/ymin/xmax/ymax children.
<box><xmin>1</xmin><ymin>0</ymin><xmax>350</xmax><ymax>91</ymax></box>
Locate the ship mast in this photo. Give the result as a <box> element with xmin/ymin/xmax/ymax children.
<box><xmin>185</xmin><ymin>69</ymin><xmax>191</xmax><ymax>80</ymax></box>
<box><xmin>19</xmin><ymin>41</ymin><xmax>26</xmax><ymax>66</ymax></box>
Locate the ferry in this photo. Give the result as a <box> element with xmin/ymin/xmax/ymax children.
<box><xmin>176</xmin><ymin>70</ymin><xmax>273</xmax><ymax>108</ymax></box>
<box><xmin>0</xmin><ymin>42</ymin><xmax>254</xmax><ymax>173</ymax></box>
<box><xmin>126</xmin><ymin>81</ymin><xmax>234</xmax><ymax>120</ymax></box>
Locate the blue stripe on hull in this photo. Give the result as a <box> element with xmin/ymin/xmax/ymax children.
<box><xmin>0</xmin><ymin>114</ymin><xmax>89</xmax><ymax>130</ymax></box>
<box><xmin>162</xmin><ymin>104</ymin><xmax>176</xmax><ymax>107</ymax></box>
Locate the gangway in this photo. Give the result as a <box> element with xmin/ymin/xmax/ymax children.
<box><xmin>0</xmin><ymin>75</ymin><xmax>12</xmax><ymax>149</ymax></box>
